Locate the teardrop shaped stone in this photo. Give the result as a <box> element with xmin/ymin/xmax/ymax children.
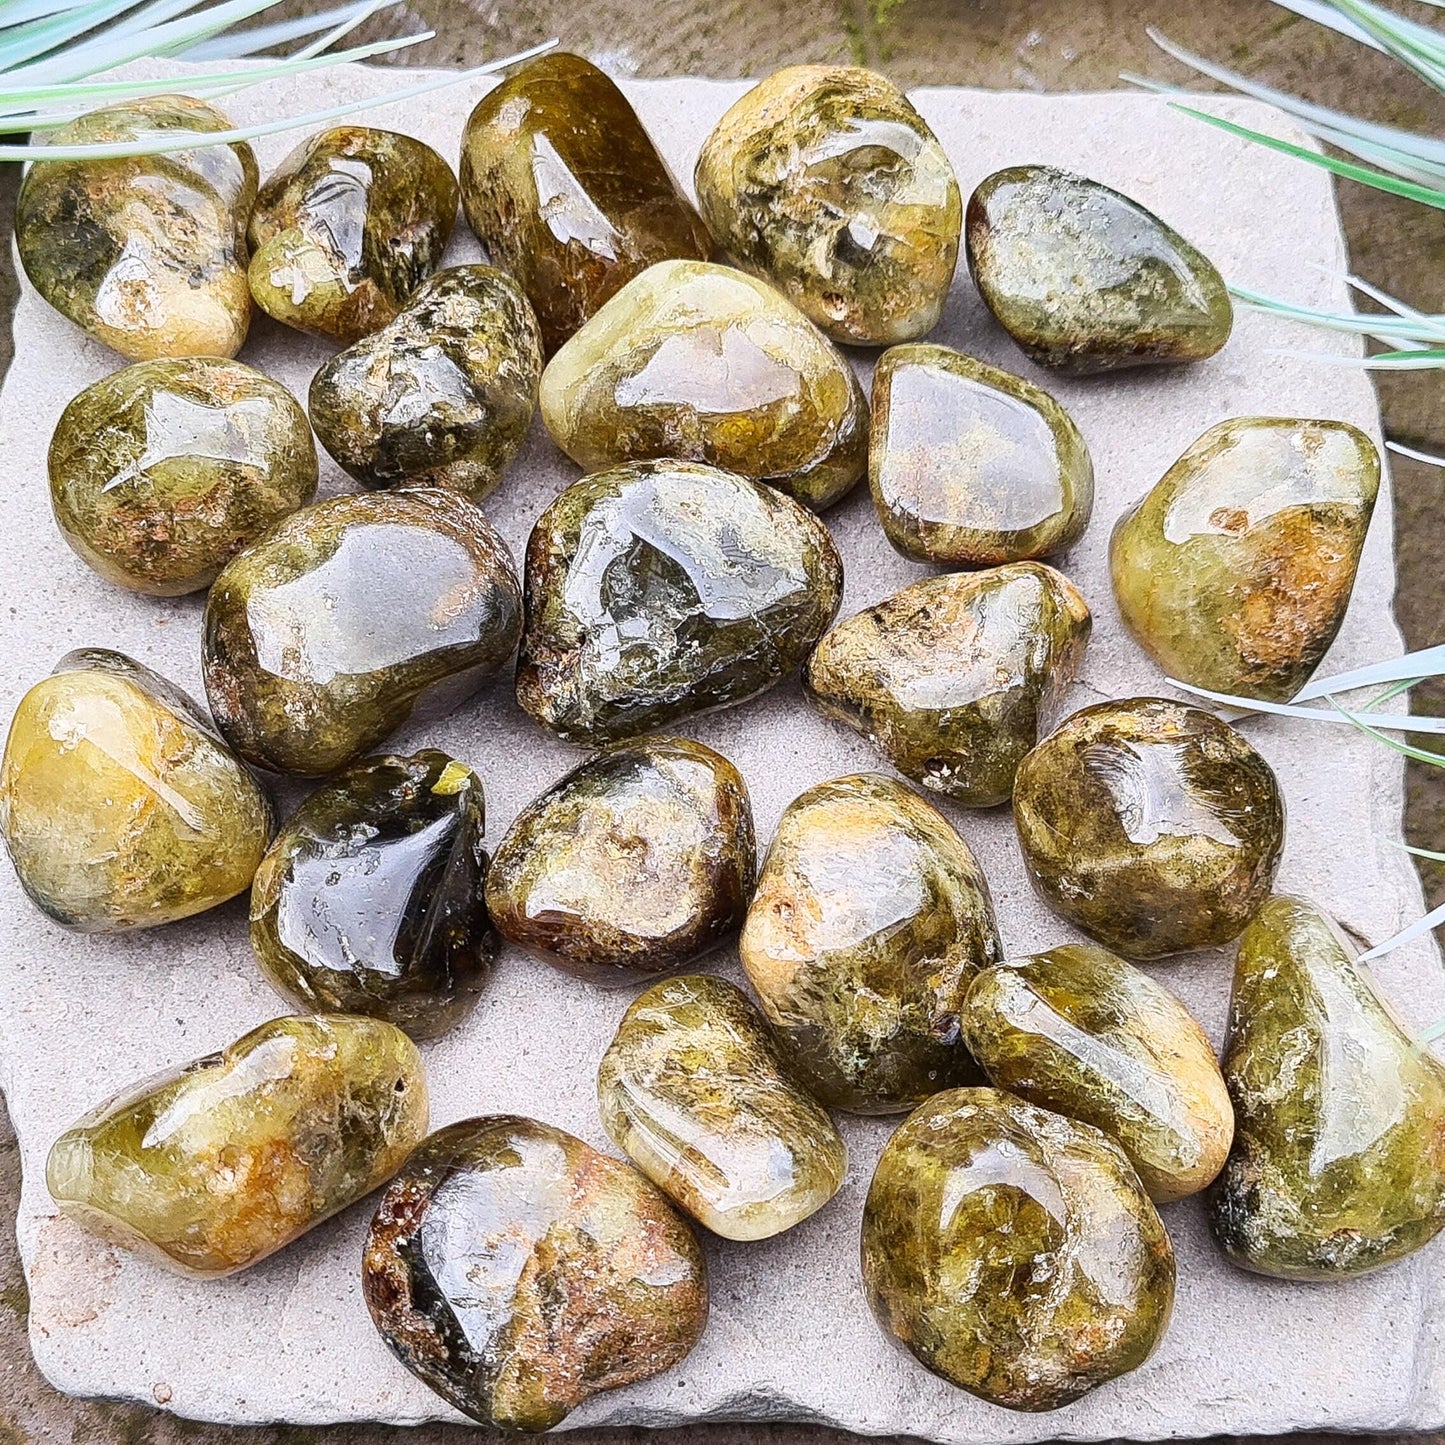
<box><xmin>49</xmin><ymin>357</ymin><xmax>318</xmax><ymax>595</ymax></box>
<box><xmin>870</xmin><ymin>342</ymin><xmax>1094</xmax><ymax>564</ymax></box>
<box><xmin>516</xmin><ymin>460</ymin><xmax>843</xmax><ymax>745</ymax></box>
<box><xmin>248</xmin><ymin>126</ymin><xmax>458</xmax><ymax>343</ymax></box>
<box><xmin>48</xmin><ymin>1014</ymin><xmax>427</xmax><ymax>1277</ymax></box>
<box><xmin>0</xmin><ymin>649</ymin><xmax>272</xmax><ymax>932</ymax></box>
<box><xmin>739</xmin><ymin>773</ymin><xmax>1001</xmax><ymax>1113</ymax></box>
<box><xmin>1110</xmin><ymin>417</ymin><xmax>1381</xmax><ymax>703</ymax></box>
<box><xmin>1212</xmin><ymin>894</ymin><xmax>1445</xmax><ymax>1278</ymax></box>
<box><xmin>966</xmin><ymin>165</ymin><xmax>1232</xmax><ymax>373</ymax></box>
<box><xmin>805</xmin><ymin>563</ymin><xmax>1090</xmax><ymax>807</ymax></box>
<box><xmin>695</xmin><ymin>65</ymin><xmax>961</xmax><ymax>346</ymax></box>
<box><xmin>16</xmin><ymin>96</ymin><xmax>257</xmax><ymax>360</ymax></box>
<box><xmin>203</xmin><ymin>489</ymin><xmax>522</xmax><ymax>776</ymax></box>
<box><xmin>962</xmin><ymin>944</ymin><xmax>1233</xmax><ymax>1201</ymax></box>
<box><xmin>540</xmin><ymin>259</ymin><xmax>868</xmax><ymax>510</ymax></box>
<box><xmin>598</xmin><ymin>974</ymin><xmax>847</xmax><ymax>1240</ymax></box>
<box><xmin>363</xmin><ymin>1115</ymin><xmax>708</xmax><ymax>1431</ymax></box>
<box><xmin>1013</xmin><ymin>698</ymin><xmax>1284</xmax><ymax>959</ymax></box>
<box><xmin>485</xmin><ymin>737</ymin><xmax>755</xmax><ymax>985</ymax></box>
<box><xmin>861</xmin><ymin>1088</ymin><xmax>1175</xmax><ymax>1411</ymax></box>
<box><xmin>250</xmin><ymin>751</ymin><xmax>496</xmax><ymax>1040</ymax></box>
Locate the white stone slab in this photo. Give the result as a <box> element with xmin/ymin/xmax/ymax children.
<box><xmin>0</xmin><ymin>56</ymin><xmax>1440</xmax><ymax>1443</ymax></box>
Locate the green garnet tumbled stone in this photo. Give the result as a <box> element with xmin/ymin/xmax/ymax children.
<box><xmin>695</xmin><ymin>65</ymin><xmax>961</xmax><ymax>346</ymax></box>
<box><xmin>460</xmin><ymin>53</ymin><xmax>711</xmax><ymax>353</ymax></box>
<box><xmin>248</xmin><ymin>126</ymin><xmax>457</xmax><ymax>343</ymax></box>
<box><xmin>540</xmin><ymin>260</ymin><xmax>868</xmax><ymax>510</ymax></box>
<box><xmin>49</xmin><ymin>357</ymin><xmax>317</xmax><ymax>595</ymax></box>
<box><xmin>597</xmin><ymin>974</ymin><xmax>847</xmax><ymax>1240</ymax></box>
<box><xmin>805</xmin><ymin>563</ymin><xmax>1090</xmax><ymax>807</ymax></box>
<box><xmin>485</xmin><ymin>737</ymin><xmax>755</xmax><ymax>985</ymax></box>
<box><xmin>861</xmin><ymin>1088</ymin><xmax>1175</xmax><ymax>1411</ymax></box>
<box><xmin>309</xmin><ymin>265</ymin><xmax>543</xmax><ymax>499</ymax></box>
<box><xmin>962</xmin><ymin>944</ymin><xmax>1233</xmax><ymax>1201</ymax></box>
<box><xmin>1013</xmin><ymin>698</ymin><xmax>1284</xmax><ymax>960</ymax></box>
<box><xmin>966</xmin><ymin>165</ymin><xmax>1233</xmax><ymax>373</ymax></box>
<box><xmin>1212</xmin><ymin>895</ymin><xmax>1445</xmax><ymax>1279</ymax></box>
<box><xmin>16</xmin><ymin>96</ymin><xmax>257</xmax><ymax>360</ymax></box>
<box><xmin>870</xmin><ymin>343</ymin><xmax>1093</xmax><ymax>564</ymax></box>
<box><xmin>0</xmin><ymin>649</ymin><xmax>271</xmax><ymax>932</ymax></box>
<box><xmin>250</xmin><ymin>752</ymin><xmax>495</xmax><ymax>1040</ymax></box>
<box><xmin>739</xmin><ymin>773</ymin><xmax>1000</xmax><ymax>1113</ymax></box>
<box><xmin>48</xmin><ymin>1014</ymin><xmax>427</xmax><ymax>1277</ymax></box>
<box><xmin>516</xmin><ymin>460</ymin><xmax>843</xmax><ymax>745</ymax></box>
<box><xmin>1110</xmin><ymin>417</ymin><xmax>1381</xmax><ymax>702</ymax></box>
<box><xmin>363</xmin><ymin>1115</ymin><xmax>708</xmax><ymax>1431</ymax></box>
<box><xmin>204</xmin><ymin>489</ymin><xmax>522</xmax><ymax>776</ymax></box>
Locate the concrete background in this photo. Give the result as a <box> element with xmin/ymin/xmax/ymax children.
<box><xmin>0</xmin><ymin>2</ymin><xmax>1442</xmax><ymax>1444</ymax></box>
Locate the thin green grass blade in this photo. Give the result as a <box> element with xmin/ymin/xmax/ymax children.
<box><xmin>1166</xmin><ymin>678</ymin><xmax>1445</xmax><ymax>734</ymax></box>
<box><xmin>1358</xmin><ymin>897</ymin><xmax>1445</xmax><ymax>961</ymax></box>
<box><xmin>1231</xmin><ymin>287</ymin><xmax>1445</xmax><ymax>343</ymax></box>
<box><xmin>181</xmin><ymin>0</ymin><xmax>398</xmax><ymax>59</ymax></box>
<box><xmin>1388</xmin><ymin>440</ymin><xmax>1445</xmax><ymax>468</ymax></box>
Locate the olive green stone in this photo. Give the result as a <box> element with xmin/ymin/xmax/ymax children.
<box><xmin>861</xmin><ymin>1088</ymin><xmax>1175</xmax><ymax>1411</ymax></box>
<box><xmin>248</xmin><ymin>125</ymin><xmax>458</xmax><ymax>343</ymax></box>
<box><xmin>870</xmin><ymin>343</ymin><xmax>1093</xmax><ymax>565</ymax></box>
<box><xmin>516</xmin><ymin>460</ymin><xmax>843</xmax><ymax>746</ymax></box>
<box><xmin>485</xmin><ymin>737</ymin><xmax>755</xmax><ymax>985</ymax></box>
<box><xmin>460</xmin><ymin>53</ymin><xmax>711</xmax><ymax>354</ymax></box>
<box><xmin>1110</xmin><ymin>418</ymin><xmax>1381</xmax><ymax>703</ymax></box>
<box><xmin>804</xmin><ymin>563</ymin><xmax>1091</xmax><ymax>807</ymax></box>
<box><xmin>309</xmin><ymin>264</ymin><xmax>542</xmax><ymax>499</ymax></box>
<box><xmin>1013</xmin><ymin>697</ymin><xmax>1284</xmax><ymax>960</ymax></box>
<box><xmin>966</xmin><ymin>165</ymin><xmax>1233</xmax><ymax>374</ymax></box>
<box><xmin>16</xmin><ymin>95</ymin><xmax>257</xmax><ymax>360</ymax></box>
<box><xmin>203</xmin><ymin>489</ymin><xmax>522</xmax><ymax>776</ymax></box>
<box><xmin>962</xmin><ymin>944</ymin><xmax>1233</xmax><ymax>1201</ymax></box>
<box><xmin>1212</xmin><ymin>895</ymin><xmax>1445</xmax><ymax>1279</ymax></box>
<box><xmin>49</xmin><ymin>357</ymin><xmax>317</xmax><ymax>595</ymax></box>
<box><xmin>48</xmin><ymin>1014</ymin><xmax>427</xmax><ymax>1277</ymax></box>
<box><xmin>0</xmin><ymin>649</ymin><xmax>272</xmax><ymax>932</ymax></box>
<box><xmin>597</xmin><ymin>974</ymin><xmax>847</xmax><ymax>1240</ymax></box>
<box><xmin>250</xmin><ymin>751</ymin><xmax>495</xmax><ymax>1040</ymax></box>
<box><xmin>739</xmin><ymin>773</ymin><xmax>1000</xmax><ymax>1113</ymax></box>
<box><xmin>363</xmin><ymin>1115</ymin><xmax>707</xmax><ymax>1431</ymax></box>
<box><xmin>695</xmin><ymin>65</ymin><xmax>961</xmax><ymax>347</ymax></box>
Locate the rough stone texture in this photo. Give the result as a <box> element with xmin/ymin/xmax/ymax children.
<box><xmin>0</xmin><ymin>58</ymin><xmax>1441</xmax><ymax>1445</ymax></box>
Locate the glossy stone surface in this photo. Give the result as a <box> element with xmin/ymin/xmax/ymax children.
<box><xmin>597</xmin><ymin>974</ymin><xmax>847</xmax><ymax>1240</ymax></box>
<box><xmin>739</xmin><ymin>773</ymin><xmax>1000</xmax><ymax>1113</ymax></box>
<box><xmin>962</xmin><ymin>944</ymin><xmax>1233</xmax><ymax>1201</ymax></box>
<box><xmin>48</xmin><ymin>1014</ymin><xmax>427</xmax><ymax>1277</ymax></box>
<box><xmin>966</xmin><ymin>165</ymin><xmax>1232</xmax><ymax>373</ymax></box>
<box><xmin>248</xmin><ymin>126</ymin><xmax>457</xmax><ymax>343</ymax></box>
<box><xmin>460</xmin><ymin>53</ymin><xmax>710</xmax><ymax>353</ymax></box>
<box><xmin>695</xmin><ymin>66</ymin><xmax>960</xmax><ymax>346</ymax></box>
<box><xmin>861</xmin><ymin>1088</ymin><xmax>1175</xmax><ymax>1411</ymax></box>
<box><xmin>0</xmin><ymin>649</ymin><xmax>271</xmax><ymax>932</ymax></box>
<box><xmin>485</xmin><ymin>737</ymin><xmax>754</xmax><ymax>985</ymax></box>
<box><xmin>363</xmin><ymin>1115</ymin><xmax>707</xmax><ymax>1431</ymax></box>
<box><xmin>309</xmin><ymin>264</ymin><xmax>542</xmax><ymax>499</ymax></box>
<box><xmin>1111</xmin><ymin>418</ymin><xmax>1381</xmax><ymax>702</ymax></box>
<box><xmin>540</xmin><ymin>260</ymin><xmax>867</xmax><ymax>510</ymax></box>
<box><xmin>16</xmin><ymin>96</ymin><xmax>257</xmax><ymax>360</ymax></box>
<box><xmin>49</xmin><ymin>357</ymin><xmax>317</xmax><ymax>595</ymax></box>
<box><xmin>1013</xmin><ymin>698</ymin><xmax>1284</xmax><ymax>960</ymax></box>
<box><xmin>251</xmin><ymin>751</ymin><xmax>495</xmax><ymax>1040</ymax></box>
<box><xmin>204</xmin><ymin>488</ymin><xmax>522</xmax><ymax>776</ymax></box>
<box><xmin>805</xmin><ymin>564</ymin><xmax>1090</xmax><ymax>807</ymax></box>
<box><xmin>870</xmin><ymin>343</ymin><xmax>1093</xmax><ymax>564</ymax></box>
<box><xmin>1212</xmin><ymin>895</ymin><xmax>1445</xmax><ymax>1279</ymax></box>
<box><xmin>516</xmin><ymin>460</ymin><xmax>843</xmax><ymax>745</ymax></box>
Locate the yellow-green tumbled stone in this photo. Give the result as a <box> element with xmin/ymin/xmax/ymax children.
<box><xmin>47</xmin><ymin>1013</ymin><xmax>428</xmax><ymax>1277</ymax></box>
<box><xmin>0</xmin><ymin>649</ymin><xmax>272</xmax><ymax>932</ymax></box>
<box><xmin>695</xmin><ymin>66</ymin><xmax>961</xmax><ymax>346</ymax></box>
<box><xmin>1110</xmin><ymin>417</ymin><xmax>1381</xmax><ymax>703</ymax></box>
